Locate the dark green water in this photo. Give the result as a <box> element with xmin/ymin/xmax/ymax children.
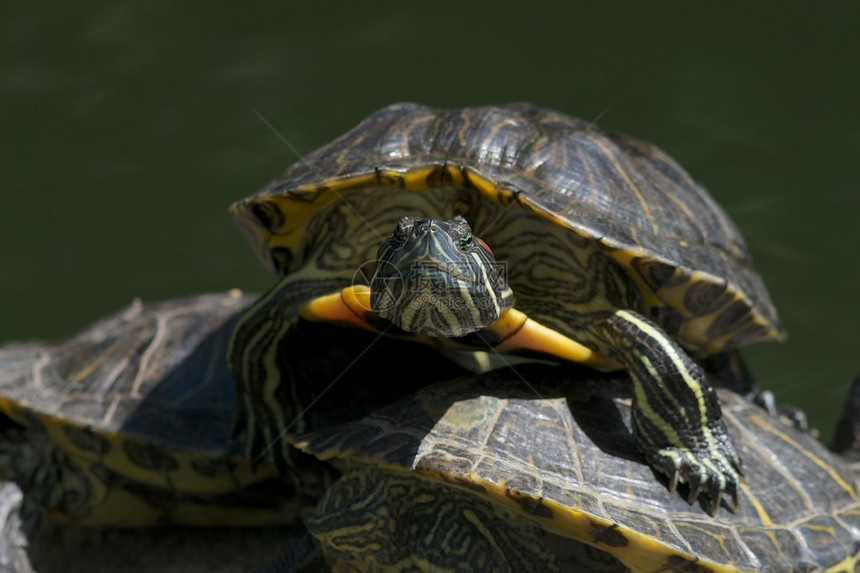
<box><xmin>2</xmin><ymin>2</ymin><xmax>858</xmax><ymax>441</ymax></box>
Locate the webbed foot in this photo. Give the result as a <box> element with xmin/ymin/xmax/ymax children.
<box><xmin>647</xmin><ymin>442</ymin><xmax>741</xmax><ymax>516</ymax></box>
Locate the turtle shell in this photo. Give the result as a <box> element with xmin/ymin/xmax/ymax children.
<box><xmin>0</xmin><ymin>292</ymin><xmax>252</xmax><ymax>454</ymax></box>
<box><xmin>0</xmin><ymin>291</ymin><xmax>306</xmax><ymax>526</ymax></box>
<box><xmin>294</xmin><ymin>364</ymin><xmax>860</xmax><ymax>571</ymax></box>
<box><xmin>232</xmin><ymin>103</ymin><xmax>783</xmax><ymax>353</ymax></box>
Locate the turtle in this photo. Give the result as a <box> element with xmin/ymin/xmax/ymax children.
<box><xmin>0</xmin><ymin>290</ymin><xmax>310</xmax><ymax>527</ymax></box>
<box><xmin>0</xmin><ymin>290</ymin><xmax>469</xmax><ymax>527</ymax></box>
<box><xmin>228</xmin><ymin>103</ymin><xmax>785</xmax><ymax>513</ymax></box>
<box><xmin>279</xmin><ymin>363</ymin><xmax>860</xmax><ymax>572</ymax></box>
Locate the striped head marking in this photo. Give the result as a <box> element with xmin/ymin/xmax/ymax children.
<box><xmin>370</xmin><ymin>216</ymin><xmax>513</xmax><ymax>338</ymax></box>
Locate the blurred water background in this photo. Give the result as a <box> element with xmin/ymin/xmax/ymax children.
<box><xmin>2</xmin><ymin>2</ymin><xmax>858</xmax><ymax>441</ymax></box>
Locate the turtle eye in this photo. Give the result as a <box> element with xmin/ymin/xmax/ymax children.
<box><xmin>390</xmin><ymin>222</ymin><xmax>408</xmax><ymax>246</ymax></box>
<box><xmin>458</xmin><ymin>233</ymin><xmax>474</xmax><ymax>251</ymax></box>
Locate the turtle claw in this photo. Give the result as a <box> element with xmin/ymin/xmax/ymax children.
<box><xmin>727</xmin><ymin>480</ymin><xmax>739</xmax><ymax>513</ymax></box>
<box><xmin>648</xmin><ymin>447</ymin><xmax>740</xmax><ymax>516</ymax></box>
<box><xmin>667</xmin><ymin>468</ymin><xmax>680</xmax><ymax>493</ymax></box>
<box><xmin>686</xmin><ymin>466</ymin><xmax>706</xmax><ymax>504</ymax></box>
<box><xmin>704</xmin><ymin>474</ymin><xmax>728</xmax><ymax>517</ymax></box>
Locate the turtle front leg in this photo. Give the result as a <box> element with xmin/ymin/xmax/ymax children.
<box><xmin>599</xmin><ymin>309</ymin><xmax>742</xmax><ymax>515</ymax></box>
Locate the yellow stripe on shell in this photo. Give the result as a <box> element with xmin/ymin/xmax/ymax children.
<box><xmin>401</xmin><ymin>167</ymin><xmax>437</xmax><ymax>191</ymax></box>
<box><xmin>40</xmin><ymin>414</ymin><xmax>282</xmax><ymax>494</ymax></box>
<box><xmin>463</xmin><ymin>169</ymin><xmax>515</xmax><ymax>204</ymax></box>
<box><xmin>443</xmin><ymin>474</ymin><xmax>741</xmax><ymax>572</ymax></box>
<box><xmin>748</xmin><ymin>415</ymin><xmax>857</xmax><ymax>498</ymax></box>
<box><xmin>590</xmin><ymin>138</ymin><xmax>658</xmax><ymax>234</ymax></box>
<box><xmin>235</xmin><ymin>155</ymin><xmax>784</xmax><ymax>355</ymax></box>
<box><xmin>738</xmin><ymin>482</ymin><xmax>773</xmax><ymax>527</ymax></box>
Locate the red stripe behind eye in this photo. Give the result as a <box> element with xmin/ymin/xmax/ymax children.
<box><xmin>476</xmin><ymin>237</ymin><xmax>494</xmax><ymax>256</ymax></box>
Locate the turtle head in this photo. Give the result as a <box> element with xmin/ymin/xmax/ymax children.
<box><xmin>370</xmin><ymin>215</ymin><xmax>513</xmax><ymax>338</ymax></box>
